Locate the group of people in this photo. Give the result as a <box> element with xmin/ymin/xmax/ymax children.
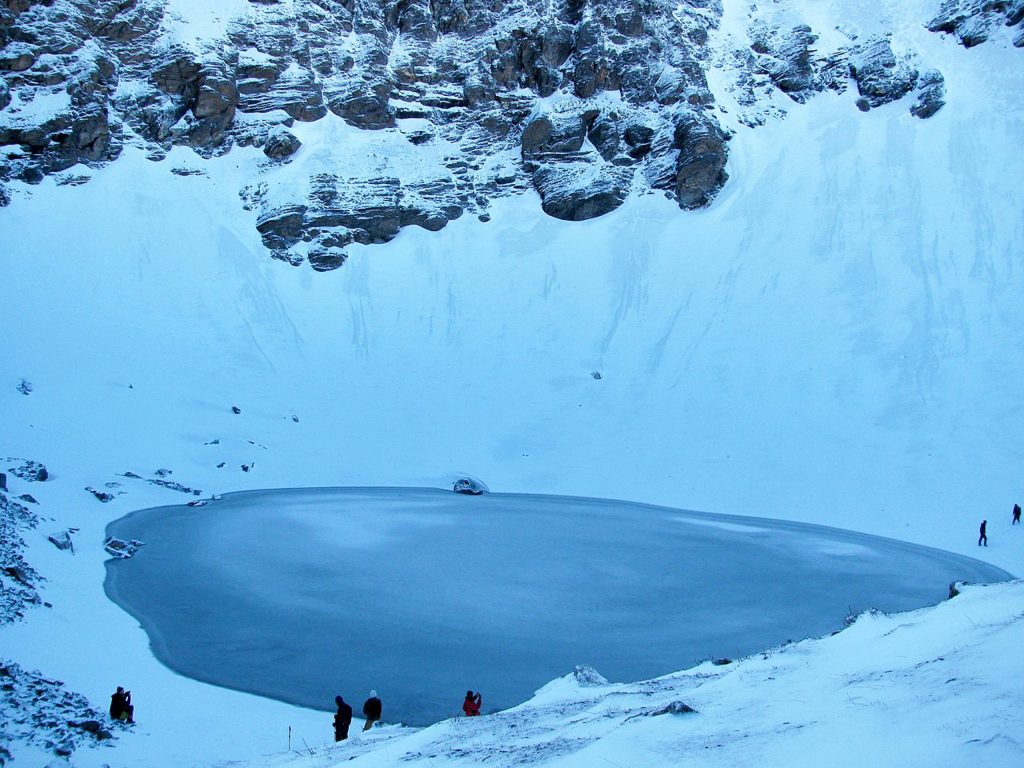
<box><xmin>332</xmin><ymin>689</ymin><xmax>483</xmax><ymax>741</ymax></box>
<box><xmin>978</xmin><ymin>503</ymin><xmax>1022</xmax><ymax>546</ymax></box>
<box><xmin>333</xmin><ymin>690</ymin><xmax>383</xmax><ymax>741</ymax></box>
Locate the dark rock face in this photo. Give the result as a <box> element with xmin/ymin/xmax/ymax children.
<box><xmin>749</xmin><ymin>24</ymin><xmax>821</xmax><ymax>102</ymax></box>
<box><xmin>0</xmin><ymin>0</ymin><xmax>993</xmax><ymax>267</ymax></box>
<box><xmin>1</xmin><ymin>0</ymin><xmax>735</xmax><ymax>268</ymax></box>
<box><xmin>929</xmin><ymin>0</ymin><xmax>1024</xmax><ymax>48</ymax></box>
<box><xmin>670</xmin><ymin>114</ymin><xmax>729</xmax><ymax>209</ymax></box>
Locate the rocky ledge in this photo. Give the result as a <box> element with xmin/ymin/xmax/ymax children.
<box><xmin>0</xmin><ymin>0</ymin><xmax>1003</xmax><ymax>268</ymax></box>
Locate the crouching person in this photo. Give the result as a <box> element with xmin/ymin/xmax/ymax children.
<box><xmin>110</xmin><ymin>686</ymin><xmax>134</xmax><ymax>723</ymax></box>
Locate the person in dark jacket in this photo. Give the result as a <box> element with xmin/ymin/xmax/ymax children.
<box><xmin>362</xmin><ymin>690</ymin><xmax>382</xmax><ymax>731</ymax></box>
<box><xmin>109</xmin><ymin>686</ymin><xmax>134</xmax><ymax>723</ymax></box>
<box><xmin>333</xmin><ymin>695</ymin><xmax>353</xmax><ymax>741</ymax></box>
<box><xmin>462</xmin><ymin>690</ymin><xmax>482</xmax><ymax>716</ymax></box>
<box><xmin>1013</xmin><ymin>504</ymin><xmax>1021</xmax><ymax>525</ymax></box>
<box><xmin>979</xmin><ymin>519</ymin><xmax>988</xmax><ymax>546</ymax></box>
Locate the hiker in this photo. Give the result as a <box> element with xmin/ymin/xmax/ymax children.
<box><xmin>979</xmin><ymin>519</ymin><xmax>988</xmax><ymax>547</ymax></box>
<box><xmin>109</xmin><ymin>686</ymin><xmax>134</xmax><ymax>723</ymax></box>
<box><xmin>362</xmin><ymin>690</ymin><xmax>382</xmax><ymax>731</ymax></box>
<box><xmin>1013</xmin><ymin>504</ymin><xmax>1021</xmax><ymax>525</ymax></box>
<box><xmin>334</xmin><ymin>695</ymin><xmax>353</xmax><ymax>741</ymax></box>
<box><xmin>463</xmin><ymin>690</ymin><xmax>482</xmax><ymax>717</ymax></box>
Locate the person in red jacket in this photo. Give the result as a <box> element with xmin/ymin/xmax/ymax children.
<box><xmin>462</xmin><ymin>690</ymin><xmax>482</xmax><ymax>716</ymax></box>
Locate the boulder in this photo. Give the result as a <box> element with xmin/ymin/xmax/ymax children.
<box><xmin>650</xmin><ymin>701</ymin><xmax>696</xmax><ymax>716</ymax></box>
<box><xmin>453</xmin><ymin>477</ymin><xmax>488</xmax><ymax>494</ymax></box>
<box><xmin>262</xmin><ymin>127</ymin><xmax>301</xmax><ymax>159</ymax></box>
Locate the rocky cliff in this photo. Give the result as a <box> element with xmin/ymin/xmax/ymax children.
<box><xmin>0</xmin><ymin>0</ymin><xmax>1012</xmax><ymax>269</ymax></box>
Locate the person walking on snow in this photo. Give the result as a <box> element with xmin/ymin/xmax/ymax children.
<box><xmin>362</xmin><ymin>690</ymin><xmax>382</xmax><ymax>731</ymax></box>
<box><xmin>333</xmin><ymin>695</ymin><xmax>352</xmax><ymax>741</ymax></box>
<box><xmin>1013</xmin><ymin>504</ymin><xmax>1021</xmax><ymax>525</ymax></box>
<box><xmin>979</xmin><ymin>519</ymin><xmax>988</xmax><ymax>546</ymax></box>
<box><xmin>463</xmin><ymin>690</ymin><xmax>482</xmax><ymax>717</ymax></box>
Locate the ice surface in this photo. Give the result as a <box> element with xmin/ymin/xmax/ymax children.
<box><xmin>105</xmin><ymin>488</ymin><xmax>1009</xmax><ymax>727</ymax></box>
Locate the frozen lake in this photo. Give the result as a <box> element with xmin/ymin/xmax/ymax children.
<box><xmin>104</xmin><ymin>488</ymin><xmax>1010</xmax><ymax>726</ymax></box>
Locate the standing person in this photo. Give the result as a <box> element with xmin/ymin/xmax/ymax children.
<box><xmin>1013</xmin><ymin>504</ymin><xmax>1021</xmax><ymax>525</ymax></box>
<box><xmin>109</xmin><ymin>686</ymin><xmax>134</xmax><ymax>723</ymax></box>
<box><xmin>462</xmin><ymin>690</ymin><xmax>482</xmax><ymax>717</ymax></box>
<box><xmin>362</xmin><ymin>690</ymin><xmax>382</xmax><ymax>731</ymax></box>
<box><xmin>979</xmin><ymin>519</ymin><xmax>988</xmax><ymax>546</ymax></box>
<box><xmin>333</xmin><ymin>695</ymin><xmax>352</xmax><ymax>742</ymax></box>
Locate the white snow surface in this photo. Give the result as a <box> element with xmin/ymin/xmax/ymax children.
<box><xmin>2</xmin><ymin>0</ymin><xmax>1024</xmax><ymax>764</ymax></box>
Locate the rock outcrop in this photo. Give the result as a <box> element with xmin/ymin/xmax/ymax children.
<box><xmin>0</xmin><ymin>0</ymin><xmax>997</xmax><ymax>268</ymax></box>
<box><xmin>0</xmin><ymin>661</ymin><xmax>113</xmax><ymax>760</ymax></box>
<box><xmin>0</xmin><ymin>491</ymin><xmax>41</xmax><ymax>625</ymax></box>
<box><xmin>929</xmin><ymin>0</ymin><xmax>1024</xmax><ymax>48</ymax></box>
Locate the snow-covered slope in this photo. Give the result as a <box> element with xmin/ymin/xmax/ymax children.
<box><xmin>2</xmin><ymin>0</ymin><xmax>1023</xmax><ymax>764</ymax></box>
<box><xmin>248</xmin><ymin>580</ymin><xmax>1024</xmax><ymax>768</ymax></box>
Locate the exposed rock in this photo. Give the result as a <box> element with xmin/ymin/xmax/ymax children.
<box><xmin>848</xmin><ymin>37</ymin><xmax>918</xmax><ymax>110</ymax></box>
<box><xmin>650</xmin><ymin>700</ymin><xmax>697</xmax><ymax>715</ymax></box>
<box><xmin>573</xmin><ymin>665</ymin><xmax>609</xmax><ymax>686</ymax></box>
<box><xmin>749</xmin><ymin>24</ymin><xmax>819</xmax><ymax>103</ymax></box>
<box><xmin>453</xmin><ymin>477</ymin><xmax>488</xmax><ymax>495</ymax></box>
<box><xmin>85</xmin><ymin>486</ymin><xmax>115</xmax><ymax>502</ymax></box>
<box><xmin>911</xmin><ymin>69</ymin><xmax>946</xmax><ymax>119</ymax></box>
<box><xmin>521</xmin><ymin>110</ymin><xmax>592</xmax><ymax>157</ymax></box>
<box><xmin>47</xmin><ymin>531</ymin><xmax>74</xmax><ymax>552</ymax></box>
<box><xmin>7</xmin><ymin>459</ymin><xmax>47</xmax><ymax>482</ymax></box>
<box><xmin>0</xmin><ymin>472</ymin><xmax>5</xmax><ymax>491</ymax></box>
<box><xmin>1</xmin><ymin>491</ymin><xmax>42</xmax><ymax>625</ymax></box>
<box><xmin>0</xmin><ymin>0</ymin><xmax>989</xmax><ymax>266</ymax></box>
<box><xmin>0</xmin><ymin>43</ymin><xmax>34</xmax><ymax>73</ymax></box>
<box><xmin>103</xmin><ymin>537</ymin><xmax>142</xmax><ymax>558</ymax></box>
<box><xmin>669</xmin><ymin>114</ymin><xmax>730</xmax><ymax>209</ymax></box>
<box><xmin>0</xmin><ymin>661</ymin><xmax>112</xmax><ymax>759</ymax></box>
<box><xmin>262</xmin><ymin>126</ymin><xmax>301</xmax><ymax>159</ymax></box>
<box><xmin>531</xmin><ymin>156</ymin><xmax>632</xmax><ymax>220</ymax></box>
<box><xmin>928</xmin><ymin>0</ymin><xmax>1024</xmax><ymax>48</ymax></box>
